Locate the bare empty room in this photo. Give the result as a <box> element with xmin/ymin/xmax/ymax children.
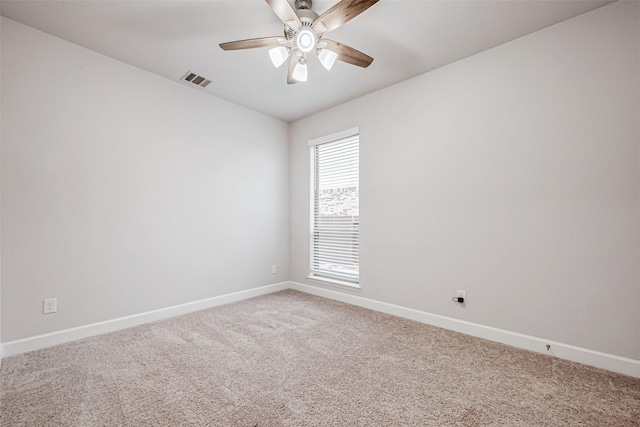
<box><xmin>1</xmin><ymin>0</ymin><xmax>639</xmax><ymax>425</ymax></box>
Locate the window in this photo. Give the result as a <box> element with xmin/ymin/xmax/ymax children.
<box><xmin>309</xmin><ymin>128</ymin><xmax>359</xmax><ymax>286</ymax></box>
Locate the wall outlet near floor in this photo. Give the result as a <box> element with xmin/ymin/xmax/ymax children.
<box><xmin>457</xmin><ymin>290</ymin><xmax>467</xmax><ymax>301</ymax></box>
<box><xmin>44</xmin><ymin>298</ymin><xmax>57</xmax><ymax>314</ymax></box>
<box><xmin>271</xmin><ymin>265</ymin><xmax>277</xmax><ymax>274</ymax></box>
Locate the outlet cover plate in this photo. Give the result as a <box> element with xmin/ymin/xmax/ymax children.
<box><xmin>44</xmin><ymin>298</ymin><xmax>57</xmax><ymax>314</ymax></box>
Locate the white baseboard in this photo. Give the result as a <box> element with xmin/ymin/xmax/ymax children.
<box><xmin>3</xmin><ymin>280</ymin><xmax>639</xmax><ymax>379</ymax></box>
<box><xmin>1</xmin><ymin>282</ymin><xmax>289</xmax><ymax>358</ymax></box>
<box><xmin>289</xmin><ymin>281</ymin><xmax>640</xmax><ymax>379</ymax></box>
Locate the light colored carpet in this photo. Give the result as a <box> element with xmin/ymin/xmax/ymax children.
<box><xmin>1</xmin><ymin>289</ymin><xmax>639</xmax><ymax>426</ymax></box>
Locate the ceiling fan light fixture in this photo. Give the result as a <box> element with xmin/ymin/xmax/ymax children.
<box><xmin>318</xmin><ymin>49</ymin><xmax>338</xmax><ymax>70</ymax></box>
<box><xmin>292</xmin><ymin>60</ymin><xmax>308</xmax><ymax>82</ymax></box>
<box><xmin>219</xmin><ymin>0</ymin><xmax>378</xmax><ymax>84</ymax></box>
<box><xmin>296</xmin><ymin>29</ymin><xmax>315</xmax><ymax>53</ymax></box>
<box><xmin>269</xmin><ymin>46</ymin><xmax>289</xmax><ymax>68</ymax></box>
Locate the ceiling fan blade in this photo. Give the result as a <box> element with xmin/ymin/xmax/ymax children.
<box><xmin>287</xmin><ymin>53</ymin><xmax>299</xmax><ymax>84</ymax></box>
<box><xmin>313</xmin><ymin>0</ymin><xmax>379</xmax><ymax>34</ymax></box>
<box><xmin>219</xmin><ymin>36</ymin><xmax>284</xmax><ymax>51</ymax></box>
<box><xmin>323</xmin><ymin>39</ymin><xmax>373</xmax><ymax>68</ymax></box>
<box><xmin>265</xmin><ymin>0</ymin><xmax>301</xmax><ymax>29</ymax></box>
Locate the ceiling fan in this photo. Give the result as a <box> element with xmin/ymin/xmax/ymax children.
<box><xmin>220</xmin><ymin>0</ymin><xmax>379</xmax><ymax>84</ymax></box>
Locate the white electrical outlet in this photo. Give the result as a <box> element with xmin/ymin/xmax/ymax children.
<box><xmin>44</xmin><ymin>298</ymin><xmax>57</xmax><ymax>314</ymax></box>
<box><xmin>271</xmin><ymin>265</ymin><xmax>277</xmax><ymax>274</ymax></box>
<box><xmin>457</xmin><ymin>290</ymin><xmax>467</xmax><ymax>300</ymax></box>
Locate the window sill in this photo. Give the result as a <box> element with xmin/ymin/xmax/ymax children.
<box><xmin>306</xmin><ymin>275</ymin><xmax>361</xmax><ymax>291</ymax></box>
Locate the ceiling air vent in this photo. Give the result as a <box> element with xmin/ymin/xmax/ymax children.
<box><xmin>180</xmin><ymin>71</ymin><xmax>212</xmax><ymax>88</ymax></box>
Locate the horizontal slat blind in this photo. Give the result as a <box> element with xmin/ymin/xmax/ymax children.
<box><xmin>310</xmin><ymin>134</ymin><xmax>359</xmax><ymax>283</ymax></box>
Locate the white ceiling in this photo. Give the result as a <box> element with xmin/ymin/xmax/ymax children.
<box><xmin>1</xmin><ymin>0</ymin><xmax>612</xmax><ymax>122</ymax></box>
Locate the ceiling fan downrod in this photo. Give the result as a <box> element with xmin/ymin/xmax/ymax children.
<box><xmin>294</xmin><ymin>0</ymin><xmax>312</xmax><ymax>11</ymax></box>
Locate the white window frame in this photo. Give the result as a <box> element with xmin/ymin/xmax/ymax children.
<box><xmin>308</xmin><ymin>127</ymin><xmax>360</xmax><ymax>289</ymax></box>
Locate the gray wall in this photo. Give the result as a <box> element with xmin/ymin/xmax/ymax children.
<box><xmin>1</xmin><ymin>18</ymin><xmax>290</xmax><ymax>342</ymax></box>
<box><xmin>290</xmin><ymin>2</ymin><xmax>640</xmax><ymax>360</ymax></box>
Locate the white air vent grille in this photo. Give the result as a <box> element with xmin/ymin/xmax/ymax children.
<box><xmin>180</xmin><ymin>71</ymin><xmax>212</xmax><ymax>88</ymax></box>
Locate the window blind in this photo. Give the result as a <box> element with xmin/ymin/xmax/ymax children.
<box><xmin>310</xmin><ymin>133</ymin><xmax>359</xmax><ymax>283</ymax></box>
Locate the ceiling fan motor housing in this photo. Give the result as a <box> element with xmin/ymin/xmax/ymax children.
<box><xmin>293</xmin><ymin>9</ymin><xmax>319</xmax><ymax>30</ymax></box>
<box><xmin>285</xmin><ymin>9</ymin><xmax>319</xmax><ymax>45</ymax></box>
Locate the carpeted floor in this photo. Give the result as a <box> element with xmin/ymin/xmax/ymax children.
<box><xmin>1</xmin><ymin>290</ymin><xmax>639</xmax><ymax>426</ymax></box>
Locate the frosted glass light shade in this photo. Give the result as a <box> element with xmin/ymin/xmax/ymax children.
<box><xmin>292</xmin><ymin>61</ymin><xmax>308</xmax><ymax>82</ymax></box>
<box><xmin>318</xmin><ymin>49</ymin><xmax>338</xmax><ymax>70</ymax></box>
<box><xmin>269</xmin><ymin>47</ymin><xmax>289</xmax><ymax>68</ymax></box>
